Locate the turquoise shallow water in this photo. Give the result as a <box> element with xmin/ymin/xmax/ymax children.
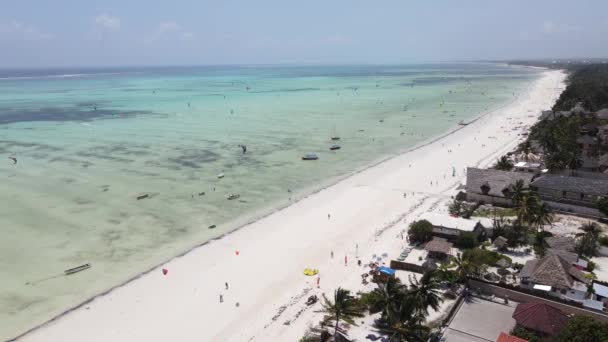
<box><xmin>0</xmin><ymin>64</ymin><xmax>539</xmax><ymax>339</ymax></box>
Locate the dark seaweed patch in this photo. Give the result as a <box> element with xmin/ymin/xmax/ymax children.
<box><xmin>0</xmin><ymin>106</ymin><xmax>159</xmax><ymax>125</ymax></box>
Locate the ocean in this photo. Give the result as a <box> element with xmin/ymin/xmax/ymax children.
<box><xmin>0</xmin><ymin>63</ymin><xmax>540</xmax><ymax>340</ymax></box>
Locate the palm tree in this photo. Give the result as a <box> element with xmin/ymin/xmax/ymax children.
<box><xmin>318</xmin><ymin>287</ymin><xmax>364</xmax><ymax>337</ymax></box>
<box><xmin>509</xmin><ymin>179</ymin><xmax>529</xmax><ymax>207</ymax></box>
<box><xmin>577</xmin><ymin>222</ymin><xmax>602</xmax><ymax>238</ymax></box>
<box><xmin>532</xmin><ymin>202</ymin><xmax>553</xmax><ymax>231</ymax></box>
<box><xmin>515</xmin><ymin>193</ymin><xmax>540</xmax><ymax>227</ymax></box>
<box><xmin>369</xmin><ymin>276</ymin><xmax>405</xmax><ymax>324</ymax></box>
<box><xmin>449</xmin><ymin>254</ymin><xmax>475</xmax><ymax>282</ymax></box>
<box><xmin>406</xmin><ymin>270</ymin><xmax>444</xmax><ymax>317</ymax></box>
<box><xmin>575</xmin><ymin>222</ymin><xmax>603</xmax><ymax>257</ymax></box>
<box><xmin>533</xmin><ymin>232</ymin><xmax>550</xmax><ymax>257</ymax></box>
<box><xmin>381</xmin><ymin>317</ymin><xmax>431</xmax><ymax>342</ymax></box>
<box><xmin>494</xmin><ymin>156</ymin><xmax>514</xmax><ymax>171</ymax></box>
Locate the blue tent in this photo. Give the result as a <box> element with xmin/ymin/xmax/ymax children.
<box><xmin>378</xmin><ymin>266</ymin><xmax>396</xmax><ymax>276</ymax></box>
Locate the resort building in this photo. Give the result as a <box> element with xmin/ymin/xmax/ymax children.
<box><xmin>465</xmin><ymin>167</ymin><xmax>536</xmax><ymax>207</ymax></box>
<box><xmin>512</xmin><ymin>302</ymin><xmax>569</xmax><ymax>337</ymax></box>
<box><xmin>424</xmin><ymin>237</ymin><xmax>453</xmax><ymax>260</ymax></box>
<box><xmin>513</xmin><ymin>161</ymin><xmax>542</xmax><ymax>174</ymax></box>
<box><xmin>519</xmin><ymin>254</ymin><xmax>590</xmax><ymax>301</ymax></box>
<box><xmin>530</xmin><ymin>175</ymin><xmax>608</xmax><ymax>216</ymax></box>
<box><xmin>593</xmin><ymin>283</ymin><xmax>608</xmax><ymax>306</ymax></box>
<box><xmin>417</xmin><ymin>212</ymin><xmax>492</xmax><ymax>241</ymax></box>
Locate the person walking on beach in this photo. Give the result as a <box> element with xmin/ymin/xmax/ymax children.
<box><xmin>225</xmin><ymin>282</ymin><xmax>229</xmax><ymax>290</ymax></box>
<box><xmin>316</xmin><ymin>276</ymin><xmax>320</xmax><ymax>288</ymax></box>
<box><xmin>220</xmin><ymin>294</ymin><xmax>223</xmax><ymax>303</ymax></box>
<box><xmin>328</xmin><ymin>214</ymin><xmax>331</xmax><ymax>220</ymax></box>
<box><xmin>331</xmin><ymin>251</ymin><xmax>334</xmax><ymax>258</ymax></box>
<box><xmin>344</xmin><ymin>255</ymin><xmax>348</xmax><ymax>266</ymax></box>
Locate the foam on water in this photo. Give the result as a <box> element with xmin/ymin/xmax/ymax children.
<box><xmin>0</xmin><ymin>64</ymin><xmax>539</xmax><ymax>340</ymax></box>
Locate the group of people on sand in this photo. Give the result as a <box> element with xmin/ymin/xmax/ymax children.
<box><xmin>219</xmin><ymin>281</ymin><xmax>238</xmax><ymax>307</ymax></box>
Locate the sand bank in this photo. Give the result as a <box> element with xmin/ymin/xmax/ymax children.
<box><xmin>15</xmin><ymin>69</ymin><xmax>566</xmax><ymax>342</ymax></box>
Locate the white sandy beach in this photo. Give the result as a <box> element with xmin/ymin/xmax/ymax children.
<box><xmin>15</xmin><ymin>69</ymin><xmax>566</xmax><ymax>342</ymax></box>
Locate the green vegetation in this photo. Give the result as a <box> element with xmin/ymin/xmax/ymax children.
<box><xmin>408</xmin><ymin>220</ymin><xmax>433</xmax><ymax>243</ymax></box>
<box><xmin>523</xmin><ymin>64</ymin><xmax>608</xmax><ymax>171</ymax></box>
<box><xmin>529</xmin><ymin>115</ymin><xmax>582</xmax><ymax>171</ymax></box>
<box><xmin>596</xmin><ymin>197</ymin><xmax>608</xmax><ymax>217</ymax></box>
<box><xmin>559</xmin><ymin>315</ymin><xmax>608</xmax><ymax>342</ymax></box>
<box><xmin>553</xmin><ymin>64</ymin><xmax>608</xmax><ymax>112</ymax></box>
<box><xmin>455</xmin><ymin>231</ymin><xmax>480</xmax><ymax>249</ymax></box>
<box><xmin>448</xmin><ymin>200</ymin><xmax>477</xmax><ymax>219</ymax></box>
<box><xmin>576</xmin><ymin>222</ymin><xmax>603</xmax><ymax>257</ymax></box>
<box><xmin>472</xmin><ymin>207</ymin><xmax>517</xmax><ymax>218</ymax></box>
<box><xmin>462</xmin><ymin>248</ymin><xmax>512</xmax><ymax>267</ymax></box>
<box><xmin>318</xmin><ymin>287</ymin><xmax>365</xmax><ymax>337</ymax></box>
<box><xmin>532</xmin><ymin>231</ymin><xmax>553</xmax><ymax>258</ymax></box>
<box><xmin>599</xmin><ymin>235</ymin><xmax>608</xmax><ymax>247</ymax></box>
<box><xmin>510</xmin><ymin>325</ymin><xmax>539</xmax><ymax>342</ymax></box>
<box><xmin>361</xmin><ymin>271</ymin><xmax>445</xmax><ymax>341</ymax></box>
<box><xmin>494</xmin><ymin>155</ymin><xmax>514</xmax><ymax>171</ymax></box>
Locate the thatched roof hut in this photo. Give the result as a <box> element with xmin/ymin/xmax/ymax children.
<box><xmin>519</xmin><ymin>254</ymin><xmax>589</xmax><ymax>290</ymax></box>
<box><xmin>494</xmin><ymin>236</ymin><xmax>508</xmax><ymax>249</ymax></box>
<box><xmin>544</xmin><ymin>236</ymin><xmax>576</xmax><ymax>252</ymax></box>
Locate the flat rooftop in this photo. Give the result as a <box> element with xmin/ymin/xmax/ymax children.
<box><xmin>441</xmin><ymin>297</ymin><xmax>518</xmax><ymax>342</ymax></box>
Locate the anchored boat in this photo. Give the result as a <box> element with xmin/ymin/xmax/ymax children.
<box><xmin>64</xmin><ymin>263</ymin><xmax>91</xmax><ymax>275</ymax></box>
<box><xmin>302</xmin><ymin>153</ymin><xmax>319</xmax><ymax>160</ymax></box>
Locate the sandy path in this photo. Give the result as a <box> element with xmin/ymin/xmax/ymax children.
<box><xmin>15</xmin><ymin>69</ymin><xmax>566</xmax><ymax>342</ymax></box>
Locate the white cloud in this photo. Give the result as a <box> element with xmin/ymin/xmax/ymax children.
<box><xmin>159</xmin><ymin>21</ymin><xmax>182</xmax><ymax>33</ymax></box>
<box><xmin>0</xmin><ymin>20</ymin><xmax>53</xmax><ymax>41</ymax></box>
<box><xmin>542</xmin><ymin>21</ymin><xmax>557</xmax><ymax>33</ymax></box>
<box><xmin>95</xmin><ymin>14</ymin><xmax>120</xmax><ymax>30</ymax></box>
<box><xmin>180</xmin><ymin>32</ymin><xmax>196</xmax><ymax>41</ymax></box>
<box><xmin>141</xmin><ymin>21</ymin><xmax>197</xmax><ymax>43</ymax></box>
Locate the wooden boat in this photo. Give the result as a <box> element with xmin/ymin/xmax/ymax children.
<box><xmin>302</xmin><ymin>153</ymin><xmax>319</xmax><ymax>160</ymax></box>
<box><xmin>329</xmin><ymin>145</ymin><xmax>341</xmax><ymax>151</ymax></box>
<box><xmin>217</xmin><ymin>173</ymin><xmax>225</xmax><ymax>179</ymax></box>
<box><xmin>227</xmin><ymin>194</ymin><xmax>240</xmax><ymax>200</ymax></box>
<box><xmin>458</xmin><ymin>120</ymin><xmax>469</xmax><ymax>126</ymax></box>
<box><xmin>64</xmin><ymin>263</ymin><xmax>91</xmax><ymax>275</ymax></box>
<box><xmin>208</xmin><ymin>224</ymin><xmax>217</xmax><ymax>229</ymax></box>
<box><xmin>136</xmin><ymin>194</ymin><xmax>149</xmax><ymax>200</ymax></box>
<box><xmin>330</xmin><ymin>127</ymin><xmax>340</xmax><ymax>141</ymax></box>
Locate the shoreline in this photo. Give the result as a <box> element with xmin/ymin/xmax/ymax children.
<box><xmin>13</xmin><ymin>69</ymin><xmax>566</xmax><ymax>342</ymax></box>
<box><xmin>9</xmin><ymin>67</ymin><xmax>531</xmax><ymax>341</ymax></box>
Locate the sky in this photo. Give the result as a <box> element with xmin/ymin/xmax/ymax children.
<box><xmin>1</xmin><ymin>0</ymin><xmax>607</xmax><ymax>68</ymax></box>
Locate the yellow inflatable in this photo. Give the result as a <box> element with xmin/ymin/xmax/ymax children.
<box><xmin>303</xmin><ymin>268</ymin><xmax>319</xmax><ymax>276</ymax></box>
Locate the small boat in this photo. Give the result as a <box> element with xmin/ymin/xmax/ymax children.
<box><xmin>64</xmin><ymin>263</ymin><xmax>91</xmax><ymax>275</ymax></box>
<box><xmin>458</xmin><ymin>120</ymin><xmax>469</xmax><ymax>126</ymax></box>
<box><xmin>330</xmin><ymin>127</ymin><xmax>340</xmax><ymax>141</ymax></box>
<box><xmin>227</xmin><ymin>194</ymin><xmax>240</xmax><ymax>200</ymax></box>
<box><xmin>217</xmin><ymin>173</ymin><xmax>225</xmax><ymax>179</ymax></box>
<box><xmin>208</xmin><ymin>224</ymin><xmax>217</xmax><ymax>229</ymax></box>
<box><xmin>329</xmin><ymin>145</ymin><xmax>341</xmax><ymax>151</ymax></box>
<box><xmin>136</xmin><ymin>194</ymin><xmax>149</xmax><ymax>200</ymax></box>
<box><xmin>302</xmin><ymin>153</ymin><xmax>319</xmax><ymax>160</ymax></box>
